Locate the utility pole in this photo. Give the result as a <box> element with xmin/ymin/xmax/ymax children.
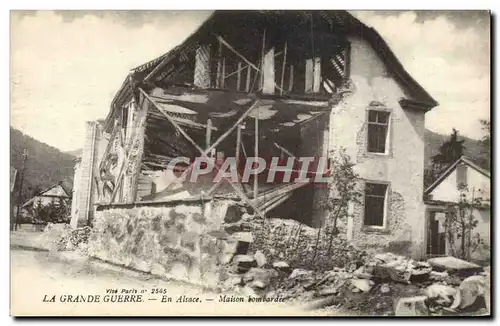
<box><xmin>14</xmin><ymin>149</ymin><xmax>28</xmax><ymax>231</ymax></box>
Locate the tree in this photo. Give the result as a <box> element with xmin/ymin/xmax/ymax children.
<box><xmin>432</xmin><ymin>128</ymin><xmax>466</xmax><ymax>167</ymax></box>
<box><xmin>478</xmin><ymin>119</ymin><xmax>491</xmax><ymax>170</ymax></box>
<box><xmin>32</xmin><ymin>198</ymin><xmax>71</xmax><ymax>225</ymax></box>
<box><xmin>444</xmin><ymin>184</ymin><xmax>485</xmax><ymax>260</ymax></box>
<box><xmin>428</xmin><ymin>128</ymin><xmax>466</xmax><ymax>187</ymax></box>
<box><xmin>314</xmin><ymin>148</ymin><xmax>361</xmax><ymax>261</ymax></box>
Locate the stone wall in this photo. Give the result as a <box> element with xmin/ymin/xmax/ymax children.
<box><xmin>88</xmin><ymin>200</ymin><xmax>237</xmax><ymax>288</ymax></box>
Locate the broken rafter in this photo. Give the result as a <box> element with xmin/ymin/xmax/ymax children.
<box><xmin>140</xmin><ymin>87</ymin><xmax>267</xmax><ymax>219</ymax></box>
<box><xmin>99</xmin><ymin>120</ymin><xmax>120</xmax><ymax>172</ymax></box>
<box><xmin>224</xmin><ymin>62</ymin><xmax>249</xmax><ymax>80</ymax></box>
<box><xmin>215</xmin><ymin>35</ymin><xmax>260</xmax><ymax>72</ymax></box>
<box><xmin>262</xmin><ymin>192</ymin><xmax>293</xmax><ymax>214</ymax></box>
<box><xmin>280</xmin><ymin>41</ymin><xmax>288</xmax><ymax>95</ymax></box>
<box><xmin>110</xmin><ymin>109</ymin><xmax>148</xmax><ymax>203</ymax></box>
<box><xmin>274</xmin><ymin>142</ymin><xmax>295</xmax><ymax>157</ymax></box>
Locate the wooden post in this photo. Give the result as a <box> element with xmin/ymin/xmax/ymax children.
<box><xmin>206</xmin><ymin>118</ymin><xmax>212</xmax><ymax>150</ymax></box>
<box><xmin>280</xmin><ymin>42</ymin><xmax>287</xmax><ymax>95</ymax></box>
<box><xmin>262</xmin><ymin>47</ymin><xmax>275</xmax><ymax>94</ymax></box>
<box><xmin>253</xmin><ymin>116</ymin><xmax>259</xmax><ymax>199</ymax></box>
<box><xmin>313</xmin><ymin>57</ymin><xmax>321</xmax><ymax>93</ymax></box>
<box><xmin>216</xmin><ymin>41</ymin><xmax>222</xmax><ymax>88</ymax></box>
<box><xmin>235</xmin><ymin>124</ymin><xmax>242</xmax><ymax>174</ymax></box>
<box><xmin>288</xmin><ymin>65</ymin><xmax>294</xmax><ymax>92</ymax></box>
<box><xmin>237</xmin><ymin>62</ymin><xmax>242</xmax><ymax>91</ymax></box>
<box><xmin>245</xmin><ymin>65</ymin><xmax>251</xmax><ymax>92</ymax></box>
<box><xmin>221</xmin><ymin>57</ymin><xmax>226</xmax><ymax>88</ymax></box>
<box><xmin>305</xmin><ymin>59</ymin><xmax>314</xmax><ymax>93</ymax></box>
<box><xmin>259</xmin><ymin>29</ymin><xmax>266</xmax><ymax>91</ymax></box>
<box><xmin>129</xmin><ymin>109</ymin><xmax>148</xmax><ymax>203</ymax></box>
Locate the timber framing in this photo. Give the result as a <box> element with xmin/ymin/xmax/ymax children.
<box><xmin>96</xmin><ymin>10</ymin><xmax>438</xmax><ymax>221</ymax></box>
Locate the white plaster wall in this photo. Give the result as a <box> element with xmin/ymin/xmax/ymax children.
<box><xmin>329</xmin><ymin>36</ymin><xmax>427</xmax><ymax>258</ymax></box>
<box><xmin>430</xmin><ymin>165</ymin><xmax>490</xmax><ymax>203</ymax></box>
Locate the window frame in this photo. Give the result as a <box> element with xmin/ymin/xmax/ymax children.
<box><xmin>362</xmin><ymin>180</ymin><xmax>390</xmax><ymax>231</ymax></box>
<box><xmin>366</xmin><ymin>108</ymin><xmax>392</xmax><ymax>155</ymax></box>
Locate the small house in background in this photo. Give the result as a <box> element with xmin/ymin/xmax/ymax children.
<box><xmin>21</xmin><ymin>182</ymin><xmax>71</xmax><ymax>220</ymax></box>
<box><xmin>424</xmin><ymin>156</ymin><xmax>491</xmax><ymax>263</ymax></box>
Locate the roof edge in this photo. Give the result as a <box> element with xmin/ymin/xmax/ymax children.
<box><xmin>424</xmin><ymin>155</ymin><xmax>491</xmax><ymax>195</ymax></box>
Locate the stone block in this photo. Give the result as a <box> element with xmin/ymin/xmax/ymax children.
<box><xmin>254</xmin><ymin>250</ymin><xmax>267</xmax><ymax>267</ymax></box>
<box><xmin>350</xmin><ymin>278</ymin><xmax>372</xmax><ymax>292</ymax></box>
<box><xmin>272</xmin><ymin>261</ymin><xmax>291</xmax><ymax>274</ymax></box>
<box><xmin>394</xmin><ymin>296</ymin><xmax>429</xmax><ymax>316</ymax></box>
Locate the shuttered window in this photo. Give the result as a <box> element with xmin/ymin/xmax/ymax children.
<box><xmin>367</xmin><ymin>110</ymin><xmax>390</xmax><ymax>153</ymax></box>
<box><xmin>364</xmin><ymin>182</ymin><xmax>388</xmax><ymax>227</ymax></box>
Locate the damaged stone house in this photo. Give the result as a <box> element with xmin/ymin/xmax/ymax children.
<box><xmin>71</xmin><ymin>10</ymin><xmax>439</xmax><ymax>264</ymax></box>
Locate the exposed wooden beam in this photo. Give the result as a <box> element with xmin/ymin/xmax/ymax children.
<box><xmin>139</xmin><ymin>87</ymin><xmax>267</xmax><ymax>219</ymax></box>
<box><xmin>262</xmin><ymin>47</ymin><xmax>275</xmax><ymax>94</ymax></box>
<box><xmin>245</xmin><ymin>65</ymin><xmax>252</xmax><ymax>92</ymax></box>
<box><xmin>235</xmin><ymin>124</ymin><xmax>242</xmax><ymax>169</ymax></box>
<box><xmin>305</xmin><ymin>58</ymin><xmax>314</xmax><ymax>93</ymax></box>
<box><xmin>262</xmin><ymin>192</ymin><xmax>293</xmax><ymax>214</ymax></box>
<box><xmin>216</xmin><ymin>41</ymin><xmax>222</xmax><ymax>88</ymax></box>
<box><xmin>280</xmin><ymin>42</ymin><xmax>288</xmax><ymax>96</ymax></box>
<box><xmin>313</xmin><ymin>57</ymin><xmax>321</xmax><ymax>93</ymax></box>
<box><xmin>236</xmin><ymin>62</ymin><xmax>242</xmax><ymax>91</ymax></box>
<box><xmin>274</xmin><ymin>142</ymin><xmax>295</xmax><ymax>157</ymax></box>
<box><xmin>288</xmin><ymin>65</ymin><xmax>294</xmax><ymax>92</ymax></box>
<box><xmin>141</xmin><ymin>91</ymin><xmax>205</xmax><ymax>155</ymax></box>
<box><xmin>129</xmin><ymin>105</ymin><xmax>148</xmax><ymax>203</ymax></box>
<box><xmin>206</xmin><ymin>118</ymin><xmax>212</xmax><ymax>151</ymax></box>
<box><xmin>99</xmin><ymin>119</ymin><xmax>119</xmax><ymax>172</ymax></box>
<box><xmin>221</xmin><ymin>57</ymin><xmax>226</xmax><ymax>88</ymax></box>
<box><xmin>110</xmin><ymin>111</ymin><xmax>147</xmax><ymax>203</ymax></box>
<box><xmin>215</xmin><ymin>35</ymin><xmax>260</xmax><ymax>72</ymax></box>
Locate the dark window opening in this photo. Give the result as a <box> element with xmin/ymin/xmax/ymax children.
<box><xmin>367</xmin><ymin>110</ymin><xmax>390</xmax><ymax>153</ymax></box>
<box><xmin>364</xmin><ymin>182</ymin><xmax>388</xmax><ymax>227</ymax></box>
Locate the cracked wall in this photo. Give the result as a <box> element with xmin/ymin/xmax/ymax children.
<box><xmin>88</xmin><ymin>200</ymin><xmax>234</xmax><ymax>287</ymax></box>
<box><xmin>329</xmin><ymin>36</ymin><xmax>427</xmax><ymax>258</ymax></box>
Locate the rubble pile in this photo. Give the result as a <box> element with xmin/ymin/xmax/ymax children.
<box><xmin>219</xmin><ymin>242</ymin><xmax>490</xmax><ymax>316</ymax></box>
<box><xmin>42</xmin><ymin>223</ymin><xmax>92</xmax><ymax>252</ymax></box>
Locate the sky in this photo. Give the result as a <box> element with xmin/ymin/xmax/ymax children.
<box><xmin>10</xmin><ymin>10</ymin><xmax>490</xmax><ymax>152</ymax></box>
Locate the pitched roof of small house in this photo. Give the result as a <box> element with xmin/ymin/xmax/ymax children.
<box><xmin>424</xmin><ymin>156</ymin><xmax>491</xmax><ymax>196</ymax></box>
<box><xmin>104</xmin><ymin>10</ymin><xmax>438</xmax><ymax>132</ymax></box>
<box><xmin>22</xmin><ymin>182</ymin><xmax>70</xmax><ymax>208</ymax></box>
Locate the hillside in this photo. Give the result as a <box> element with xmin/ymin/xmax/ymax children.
<box><xmin>65</xmin><ymin>148</ymin><xmax>82</xmax><ymax>158</ymax></box>
<box><xmin>10</xmin><ymin>127</ymin><xmax>76</xmax><ymax>204</ymax></box>
<box><xmin>424</xmin><ymin>129</ymin><xmax>489</xmax><ymax>170</ymax></box>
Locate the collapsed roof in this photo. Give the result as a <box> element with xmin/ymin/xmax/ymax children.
<box><xmin>104</xmin><ymin>10</ymin><xmax>438</xmax><ymax>133</ymax></box>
